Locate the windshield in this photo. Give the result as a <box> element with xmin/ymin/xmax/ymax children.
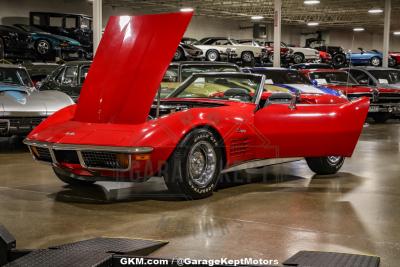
<box><xmin>17</xmin><ymin>24</ymin><xmax>44</xmax><ymax>32</ymax></box>
<box><xmin>0</xmin><ymin>68</ymin><xmax>33</xmax><ymax>87</ymax></box>
<box><xmin>170</xmin><ymin>74</ymin><xmax>262</xmax><ymax>102</ymax></box>
<box><xmin>368</xmin><ymin>70</ymin><xmax>400</xmax><ymax>85</ymax></box>
<box><xmin>181</xmin><ymin>65</ymin><xmax>239</xmax><ymax>80</ymax></box>
<box><xmin>252</xmin><ymin>70</ymin><xmax>311</xmax><ymax>84</ymax></box>
<box><xmin>309</xmin><ymin>71</ymin><xmax>358</xmax><ymax>85</ymax></box>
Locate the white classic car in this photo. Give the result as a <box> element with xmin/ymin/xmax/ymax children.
<box><xmin>264</xmin><ymin>41</ymin><xmax>320</xmax><ymax>64</ymax></box>
<box><xmin>194</xmin><ymin>37</ymin><xmax>266</xmax><ymax>63</ymax></box>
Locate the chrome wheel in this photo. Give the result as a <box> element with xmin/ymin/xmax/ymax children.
<box><xmin>174</xmin><ymin>49</ymin><xmax>182</xmax><ymax>61</ymax></box>
<box><xmin>187</xmin><ymin>141</ymin><xmax>217</xmax><ymax>188</ymax></box>
<box><xmin>37</xmin><ymin>40</ymin><xmax>50</xmax><ymax>55</ymax></box>
<box><xmin>242</xmin><ymin>52</ymin><xmax>253</xmax><ymax>63</ymax></box>
<box><xmin>207</xmin><ymin>51</ymin><xmax>218</xmax><ymax>61</ymax></box>
<box><xmin>371</xmin><ymin>57</ymin><xmax>381</xmax><ymax>67</ymax></box>
<box><xmin>327</xmin><ymin>156</ymin><xmax>342</xmax><ymax>165</ymax></box>
<box><xmin>293</xmin><ymin>53</ymin><xmax>304</xmax><ymax>64</ymax></box>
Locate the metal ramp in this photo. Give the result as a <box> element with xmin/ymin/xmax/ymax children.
<box><xmin>0</xmin><ymin>224</ymin><xmax>380</xmax><ymax>267</ymax></box>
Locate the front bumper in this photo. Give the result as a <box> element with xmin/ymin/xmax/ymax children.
<box><xmin>0</xmin><ymin>117</ymin><xmax>46</xmax><ymax>136</ymax></box>
<box><xmin>23</xmin><ymin>139</ymin><xmax>156</xmax><ymax>180</ymax></box>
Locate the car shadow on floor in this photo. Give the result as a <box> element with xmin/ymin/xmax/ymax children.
<box><xmin>0</xmin><ymin>137</ymin><xmax>28</xmax><ymax>153</ymax></box>
<box><xmin>49</xmin><ymin>170</ymin><xmax>360</xmax><ymax>204</ymax></box>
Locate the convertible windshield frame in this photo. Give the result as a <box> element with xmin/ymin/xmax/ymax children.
<box><xmin>168</xmin><ymin>72</ymin><xmax>265</xmax><ymax>104</ymax></box>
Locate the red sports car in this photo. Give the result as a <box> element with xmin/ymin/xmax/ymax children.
<box><xmin>24</xmin><ymin>13</ymin><xmax>369</xmax><ymax>199</ymax></box>
<box><xmin>301</xmin><ymin>68</ymin><xmax>400</xmax><ymax>122</ymax></box>
<box><xmin>319</xmin><ymin>50</ymin><xmax>332</xmax><ymax>64</ymax></box>
<box><xmin>389</xmin><ymin>52</ymin><xmax>400</xmax><ymax>67</ymax></box>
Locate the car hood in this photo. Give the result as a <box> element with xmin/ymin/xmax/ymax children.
<box><xmin>0</xmin><ymin>90</ymin><xmax>74</xmax><ymax>116</ymax></box>
<box><xmin>74</xmin><ymin>12</ymin><xmax>193</xmax><ymax>124</ymax></box>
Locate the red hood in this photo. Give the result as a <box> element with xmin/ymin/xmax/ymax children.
<box><xmin>327</xmin><ymin>84</ymin><xmax>374</xmax><ymax>94</ymax></box>
<box><xmin>74</xmin><ymin>12</ymin><xmax>193</xmax><ymax>124</ymax></box>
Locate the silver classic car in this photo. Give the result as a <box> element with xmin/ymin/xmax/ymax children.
<box><xmin>0</xmin><ymin>63</ymin><xmax>74</xmax><ymax>136</ymax></box>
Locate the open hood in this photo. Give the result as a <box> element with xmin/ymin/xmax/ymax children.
<box><xmin>74</xmin><ymin>12</ymin><xmax>193</xmax><ymax>124</ymax></box>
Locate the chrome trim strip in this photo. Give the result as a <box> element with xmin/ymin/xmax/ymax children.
<box><xmin>221</xmin><ymin>157</ymin><xmax>303</xmax><ymax>173</ymax></box>
<box><xmin>23</xmin><ymin>139</ymin><xmax>153</xmax><ymax>154</ymax></box>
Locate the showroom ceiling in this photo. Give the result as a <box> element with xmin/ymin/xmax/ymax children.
<box><xmin>103</xmin><ymin>0</ymin><xmax>400</xmax><ymax>29</ymax></box>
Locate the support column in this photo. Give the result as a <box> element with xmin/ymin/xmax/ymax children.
<box><xmin>383</xmin><ymin>0</ymin><xmax>391</xmax><ymax>67</ymax></box>
<box><xmin>273</xmin><ymin>0</ymin><xmax>282</xmax><ymax>67</ymax></box>
<box><xmin>92</xmin><ymin>0</ymin><xmax>102</xmax><ymax>54</ymax></box>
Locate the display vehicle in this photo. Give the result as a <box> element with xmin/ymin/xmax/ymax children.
<box><xmin>13</xmin><ymin>24</ymin><xmax>82</xmax><ymax>59</ymax></box>
<box><xmin>0</xmin><ymin>63</ymin><xmax>74</xmax><ymax>137</ymax></box>
<box><xmin>301</xmin><ymin>69</ymin><xmax>400</xmax><ymax>122</ymax></box>
<box><xmin>24</xmin><ymin>13</ymin><xmax>369</xmax><ymax>199</ymax></box>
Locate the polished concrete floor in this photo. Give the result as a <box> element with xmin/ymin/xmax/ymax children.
<box><xmin>0</xmin><ymin>120</ymin><xmax>399</xmax><ymax>266</ymax></box>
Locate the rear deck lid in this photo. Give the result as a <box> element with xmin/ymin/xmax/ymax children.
<box><xmin>74</xmin><ymin>12</ymin><xmax>193</xmax><ymax>124</ymax></box>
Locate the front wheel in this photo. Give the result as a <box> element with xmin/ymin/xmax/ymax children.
<box><xmin>173</xmin><ymin>47</ymin><xmax>184</xmax><ymax>61</ymax></box>
<box><xmin>389</xmin><ymin>57</ymin><xmax>397</xmax><ymax>68</ymax></box>
<box><xmin>292</xmin><ymin>52</ymin><xmax>305</xmax><ymax>64</ymax></box>
<box><xmin>241</xmin><ymin>51</ymin><xmax>254</xmax><ymax>63</ymax></box>
<box><xmin>53</xmin><ymin>167</ymin><xmax>95</xmax><ymax>186</ymax></box>
<box><xmin>163</xmin><ymin>128</ymin><xmax>223</xmax><ymax>199</ymax></box>
<box><xmin>306</xmin><ymin>156</ymin><xmax>344</xmax><ymax>175</ymax></box>
<box><xmin>332</xmin><ymin>53</ymin><xmax>347</xmax><ymax>68</ymax></box>
<box><xmin>206</xmin><ymin>50</ymin><xmax>220</xmax><ymax>62</ymax></box>
<box><xmin>36</xmin><ymin>39</ymin><xmax>51</xmax><ymax>56</ymax></box>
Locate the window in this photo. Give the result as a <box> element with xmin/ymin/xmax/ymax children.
<box><xmin>65</xmin><ymin>17</ymin><xmax>77</xmax><ymax>29</ymax></box>
<box><xmin>49</xmin><ymin>16</ymin><xmax>63</xmax><ymax>27</ymax></box>
<box><xmin>79</xmin><ymin>65</ymin><xmax>90</xmax><ymax>84</ymax></box>
<box><xmin>0</xmin><ymin>68</ymin><xmax>33</xmax><ymax>87</ymax></box>
<box><xmin>349</xmin><ymin>70</ymin><xmax>375</xmax><ymax>86</ymax></box>
<box><xmin>63</xmin><ymin>66</ymin><xmax>78</xmax><ymax>84</ymax></box>
<box><xmin>32</xmin><ymin>15</ymin><xmax>41</xmax><ymax>26</ymax></box>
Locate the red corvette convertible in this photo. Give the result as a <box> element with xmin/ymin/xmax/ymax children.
<box><xmin>24</xmin><ymin>13</ymin><xmax>369</xmax><ymax>199</ymax></box>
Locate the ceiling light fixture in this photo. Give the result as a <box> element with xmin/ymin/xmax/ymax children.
<box><xmin>353</xmin><ymin>27</ymin><xmax>365</xmax><ymax>32</ymax></box>
<box><xmin>307</xmin><ymin>22</ymin><xmax>319</xmax><ymax>26</ymax></box>
<box><xmin>180</xmin><ymin>7</ymin><xmax>194</xmax><ymax>12</ymax></box>
<box><xmin>304</xmin><ymin>0</ymin><xmax>320</xmax><ymax>5</ymax></box>
<box><xmin>251</xmin><ymin>16</ymin><xmax>264</xmax><ymax>20</ymax></box>
<box><xmin>394</xmin><ymin>31</ymin><xmax>400</xmax><ymax>35</ymax></box>
<box><xmin>368</xmin><ymin>8</ymin><xmax>383</xmax><ymax>14</ymax></box>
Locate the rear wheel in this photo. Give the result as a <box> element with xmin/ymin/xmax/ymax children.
<box><xmin>36</xmin><ymin>39</ymin><xmax>51</xmax><ymax>56</ymax></box>
<box><xmin>241</xmin><ymin>51</ymin><xmax>254</xmax><ymax>63</ymax></box>
<box><xmin>371</xmin><ymin>113</ymin><xmax>390</xmax><ymax>123</ymax></box>
<box><xmin>163</xmin><ymin>128</ymin><xmax>223</xmax><ymax>199</ymax></box>
<box><xmin>173</xmin><ymin>47</ymin><xmax>184</xmax><ymax>61</ymax></box>
<box><xmin>53</xmin><ymin>167</ymin><xmax>95</xmax><ymax>186</ymax></box>
<box><xmin>292</xmin><ymin>52</ymin><xmax>305</xmax><ymax>64</ymax></box>
<box><xmin>332</xmin><ymin>53</ymin><xmax>347</xmax><ymax>68</ymax></box>
<box><xmin>370</xmin><ymin>56</ymin><xmax>382</xmax><ymax>67</ymax></box>
<box><xmin>306</xmin><ymin>156</ymin><xmax>344</xmax><ymax>175</ymax></box>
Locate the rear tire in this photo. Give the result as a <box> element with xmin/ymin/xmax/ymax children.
<box><xmin>36</xmin><ymin>39</ymin><xmax>51</xmax><ymax>56</ymax></box>
<box><xmin>292</xmin><ymin>52</ymin><xmax>305</xmax><ymax>64</ymax></box>
<box><xmin>306</xmin><ymin>156</ymin><xmax>344</xmax><ymax>175</ymax></box>
<box><xmin>370</xmin><ymin>56</ymin><xmax>382</xmax><ymax>67</ymax></box>
<box><xmin>389</xmin><ymin>57</ymin><xmax>397</xmax><ymax>68</ymax></box>
<box><xmin>241</xmin><ymin>51</ymin><xmax>254</xmax><ymax>63</ymax></box>
<box><xmin>332</xmin><ymin>53</ymin><xmax>347</xmax><ymax>68</ymax></box>
<box><xmin>371</xmin><ymin>113</ymin><xmax>390</xmax><ymax>123</ymax></box>
<box><xmin>53</xmin><ymin>167</ymin><xmax>95</xmax><ymax>186</ymax></box>
<box><xmin>173</xmin><ymin>47</ymin><xmax>184</xmax><ymax>61</ymax></box>
<box><xmin>163</xmin><ymin>128</ymin><xmax>223</xmax><ymax>199</ymax></box>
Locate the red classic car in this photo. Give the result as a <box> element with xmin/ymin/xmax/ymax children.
<box><xmin>389</xmin><ymin>52</ymin><xmax>400</xmax><ymax>67</ymax></box>
<box><xmin>319</xmin><ymin>50</ymin><xmax>332</xmax><ymax>64</ymax></box>
<box><xmin>301</xmin><ymin>69</ymin><xmax>400</xmax><ymax>122</ymax></box>
<box><xmin>23</xmin><ymin>13</ymin><xmax>369</xmax><ymax>199</ymax></box>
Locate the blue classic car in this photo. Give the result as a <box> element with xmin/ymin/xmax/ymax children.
<box><xmin>12</xmin><ymin>24</ymin><xmax>83</xmax><ymax>59</ymax></box>
<box><xmin>347</xmin><ymin>48</ymin><xmax>383</xmax><ymax>67</ymax></box>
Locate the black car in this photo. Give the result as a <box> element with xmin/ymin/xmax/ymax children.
<box><xmin>29</xmin><ymin>12</ymin><xmax>93</xmax><ymax>55</ymax></box>
<box><xmin>314</xmin><ymin>46</ymin><xmax>347</xmax><ymax>68</ymax></box>
<box><xmin>0</xmin><ymin>25</ymin><xmax>34</xmax><ymax>60</ymax></box>
<box><xmin>39</xmin><ymin>60</ymin><xmax>91</xmax><ymax>101</ymax></box>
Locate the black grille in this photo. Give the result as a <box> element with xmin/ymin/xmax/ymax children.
<box><xmin>7</xmin><ymin>117</ymin><xmax>45</xmax><ymax>128</ymax></box>
<box><xmin>34</xmin><ymin>147</ymin><xmax>52</xmax><ymax>162</ymax></box>
<box><xmin>376</xmin><ymin>93</ymin><xmax>400</xmax><ymax>103</ymax></box>
<box><xmin>81</xmin><ymin>151</ymin><xmax>122</xmax><ymax>169</ymax></box>
<box><xmin>0</xmin><ymin>120</ymin><xmax>9</xmax><ymax>133</ymax></box>
<box><xmin>54</xmin><ymin>150</ymin><xmax>80</xmax><ymax>164</ymax></box>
